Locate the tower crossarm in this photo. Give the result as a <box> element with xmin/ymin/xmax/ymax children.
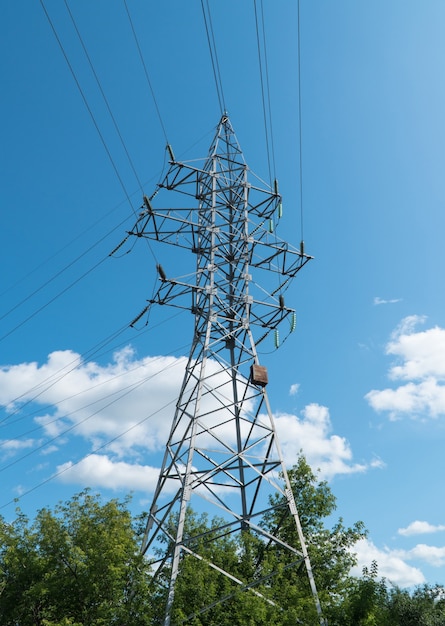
<box><xmin>250</xmin><ymin>238</ymin><xmax>312</xmax><ymax>276</ymax></box>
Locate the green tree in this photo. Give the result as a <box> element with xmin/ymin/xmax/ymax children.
<box><xmin>0</xmin><ymin>490</ymin><xmax>152</xmax><ymax>626</ymax></box>
<box><xmin>153</xmin><ymin>455</ymin><xmax>367</xmax><ymax>625</ymax></box>
<box><xmin>338</xmin><ymin>561</ymin><xmax>390</xmax><ymax>625</ymax></box>
<box><xmin>386</xmin><ymin>584</ymin><xmax>445</xmax><ymax>626</ymax></box>
<box><xmin>152</xmin><ymin>510</ymin><xmax>281</xmax><ymax>626</ymax></box>
<box><xmin>334</xmin><ymin>565</ymin><xmax>445</xmax><ymax>626</ymax></box>
<box><xmin>3</xmin><ymin>466</ymin><xmax>444</xmax><ymax>626</ymax></box>
<box><xmin>261</xmin><ymin>455</ymin><xmax>367</xmax><ymax>624</ymax></box>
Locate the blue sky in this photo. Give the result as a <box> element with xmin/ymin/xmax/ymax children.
<box><xmin>1</xmin><ymin>0</ymin><xmax>445</xmax><ymax>590</ymax></box>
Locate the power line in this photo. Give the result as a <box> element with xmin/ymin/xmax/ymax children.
<box><xmin>297</xmin><ymin>0</ymin><xmax>305</xmax><ymax>240</ymax></box>
<box><xmin>6</xmin><ymin>5</ymin><xmax>225</xmax><ymax>337</ymax></box>
<box><xmin>59</xmin><ymin>0</ymin><xmax>161</xmax><ymax>264</ymax></box>
<box><xmin>0</xmin><ymin>254</ymin><xmax>108</xmax><ymax>345</ymax></box>
<box><xmin>123</xmin><ymin>0</ymin><xmax>169</xmax><ymax>145</ymax></box>
<box><xmin>0</xmin><ymin>393</ymin><xmax>179</xmax><ymax>512</ymax></box>
<box><xmin>0</xmin><ymin>322</ymin><xmax>131</xmax><ymax>428</ymax></box>
<box><xmin>0</xmin><ymin>352</ymin><xmax>185</xmax><ymax>475</ymax></box>
<box><xmin>253</xmin><ymin>0</ymin><xmax>274</xmax><ymax>188</ymax></box>
<box><xmin>0</xmin><ymin>213</ymin><xmax>132</xmax><ymax>327</ymax></box>
<box><xmin>259</xmin><ymin>0</ymin><xmax>277</xmax><ymax>182</ymax></box>
<box><xmin>9</xmin><ymin>1</ymin><xmax>162</xmax><ymax>344</ymax></box>
<box><xmin>39</xmin><ymin>0</ymin><xmax>138</xmax><ymax>220</ymax></box>
<box><xmin>0</xmin><ymin>333</ymin><xmax>189</xmax><ymax>436</ymax></box>
<box><xmin>0</xmin><ymin>305</ymin><xmax>186</xmax><ymax>430</ymax></box>
<box><xmin>200</xmin><ymin>0</ymin><xmax>226</xmax><ymax>114</ymax></box>
<box><xmin>0</xmin><ymin>194</ymin><xmax>129</xmax><ymax>302</ymax></box>
<box><xmin>64</xmin><ymin>0</ymin><xmax>145</xmax><ymax>194</ymax></box>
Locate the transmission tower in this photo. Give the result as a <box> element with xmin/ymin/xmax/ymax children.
<box><xmin>127</xmin><ymin>114</ymin><xmax>325</xmax><ymax>625</ymax></box>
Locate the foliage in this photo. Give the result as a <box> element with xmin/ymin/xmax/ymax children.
<box><xmin>154</xmin><ymin>455</ymin><xmax>367</xmax><ymax>625</ymax></box>
<box><xmin>1</xmin><ymin>461</ymin><xmax>444</xmax><ymax>625</ymax></box>
<box><xmin>150</xmin><ymin>511</ymin><xmax>281</xmax><ymax>626</ymax></box>
<box><xmin>331</xmin><ymin>561</ymin><xmax>445</xmax><ymax>626</ymax></box>
<box><xmin>386</xmin><ymin>584</ymin><xmax>445</xmax><ymax>626</ymax></box>
<box><xmin>0</xmin><ymin>490</ymin><xmax>152</xmax><ymax>626</ymax></box>
<box><xmin>333</xmin><ymin>560</ymin><xmax>389</xmax><ymax>625</ymax></box>
<box><xmin>261</xmin><ymin>455</ymin><xmax>367</xmax><ymax>625</ymax></box>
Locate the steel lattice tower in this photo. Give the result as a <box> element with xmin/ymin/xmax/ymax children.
<box><xmin>128</xmin><ymin>115</ymin><xmax>324</xmax><ymax>625</ymax></box>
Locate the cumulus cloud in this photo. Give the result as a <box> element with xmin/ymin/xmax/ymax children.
<box><xmin>0</xmin><ymin>347</ymin><xmax>373</xmax><ymax>492</ymax></box>
<box><xmin>395</xmin><ymin>544</ymin><xmax>445</xmax><ymax>568</ymax></box>
<box><xmin>351</xmin><ymin>538</ymin><xmax>425</xmax><ymax>587</ymax></box>
<box><xmin>366</xmin><ymin>316</ymin><xmax>445</xmax><ymax>419</ymax></box>
<box><xmin>56</xmin><ymin>454</ymin><xmax>163</xmax><ymax>492</ymax></box>
<box><xmin>398</xmin><ymin>521</ymin><xmax>445</xmax><ymax>537</ymax></box>
<box><xmin>274</xmin><ymin>403</ymin><xmax>378</xmax><ymax>479</ymax></box>
<box><xmin>0</xmin><ymin>347</ymin><xmax>187</xmax><ymax>457</ymax></box>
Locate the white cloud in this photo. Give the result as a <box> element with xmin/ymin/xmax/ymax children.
<box><xmin>289</xmin><ymin>383</ymin><xmax>300</xmax><ymax>396</ymax></box>
<box><xmin>0</xmin><ymin>348</ymin><xmax>187</xmax><ymax>457</ymax></box>
<box><xmin>387</xmin><ymin>320</ymin><xmax>445</xmax><ymax>381</ymax></box>
<box><xmin>53</xmin><ymin>401</ymin><xmax>374</xmax><ymax>490</ymax></box>
<box><xmin>0</xmin><ymin>349</ymin><xmax>373</xmax><ymax>492</ymax></box>
<box><xmin>275</xmin><ymin>404</ymin><xmax>377</xmax><ymax>479</ymax></box>
<box><xmin>0</xmin><ymin>438</ymin><xmax>36</xmax><ymax>451</ymax></box>
<box><xmin>391</xmin><ymin>315</ymin><xmax>427</xmax><ymax>338</ymax></box>
<box><xmin>51</xmin><ymin>399</ymin><xmax>373</xmax><ymax>491</ymax></box>
<box><xmin>0</xmin><ymin>438</ymin><xmax>37</xmax><ymax>460</ymax></box>
<box><xmin>56</xmin><ymin>454</ymin><xmax>163</xmax><ymax>492</ymax></box>
<box><xmin>40</xmin><ymin>444</ymin><xmax>60</xmax><ymax>456</ymax></box>
<box><xmin>366</xmin><ymin>316</ymin><xmax>445</xmax><ymax>419</ymax></box>
<box><xmin>395</xmin><ymin>544</ymin><xmax>445</xmax><ymax>568</ymax></box>
<box><xmin>351</xmin><ymin>538</ymin><xmax>425</xmax><ymax>587</ymax></box>
<box><xmin>374</xmin><ymin>297</ymin><xmax>402</xmax><ymax>306</ymax></box>
<box><xmin>366</xmin><ymin>380</ymin><xmax>445</xmax><ymax>420</ymax></box>
<box><xmin>398</xmin><ymin>520</ymin><xmax>445</xmax><ymax>537</ymax></box>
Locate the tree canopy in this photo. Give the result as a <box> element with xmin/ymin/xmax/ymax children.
<box><xmin>145</xmin><ymin>455</ymin><xmax>367</xmax><ymax>625</ymax></box>
<box><xmin>0</xmin><ymin>459</ymin><xmax>444</xmax><ymax>625</ymax></box>
<box><xmin>0</xmin><ymin>491</ymin><xmax>153</xmax><ymax>626</ymax></box>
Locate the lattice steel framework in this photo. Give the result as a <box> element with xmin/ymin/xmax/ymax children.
<box><xmin>128</xmin><ymin>115</ymin><xmax>324</xmax><ymax>625</ymax></box>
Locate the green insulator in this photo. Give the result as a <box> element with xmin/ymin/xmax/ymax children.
<box><xmin>290</xmin><ymin>312</ymin><xmax>297</xmax><ymax>332</ymax></box>
<box><xmin>274</xmin><ymin>329</ymin><xmax>280</xmax><ymax>348</ymax></box>
<box><xmin>278</xmin><ymin>202</ymin><xmax>283</xmax><ymax>218</ymax></box>
<box><xmin>269</xmin><ymin>219</ymin><xmax>274</xmax><ymax>233</ymax></box>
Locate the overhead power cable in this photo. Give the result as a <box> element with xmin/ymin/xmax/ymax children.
<box><xmin>39</xmin><ymin>0</ymin><xmax>138</xmax><ymax>219</ymax></box>
<box><xmin>64</xmin><ymin>0</ymin><xmax>145</xmax><ymax>194</ymax></box>
<box><xmin>0</xmin><ymin>304</ymin><xmax>186</xmax><ymax>430</ymax></box>
<box><xmin>253</xmin><ymin>0</ymin><xmax>276</xmax><ymax>188</ymax></box>
<box><xmin>0</xmin><ymin>392</ymin><xmax>179</xmax><ymax>512</ymax></box>
<box><xmin>0</xmin><ymin>322</ymin><xmax>130</xmax><ymax>428</ymax></box>
<box><xmin>0</xmin><ymin>334</ymin><xmax>189</xmax><ymax>437</ymax></box>
<box><xmin>259</xmin><ymin>0</ymin><xmax>276</xmax><ymax>182</ymax></box>
<box><xmin>0</xmin><ymin>193</ymin><xmax>130</xmax><ymax>303</ymax></box>
<box><xmin>0</xmin><ymin>212</ymin><xmax>132</xmax><ymax>327</ymax></box>
<box><xmin>297</xmin><ymin>0</ymin><xmax>305</xmax><ymax>240</ymax></box>
<box><xmin>0</xmin><ymin>351</ymin><xmax>186</xmax><ymax>475</ymax></box>
<box><xmin>201</xmin><ymin>0</ymin><xmax>226</xmax><ymax>114</ymax></box>
<box><xmin>0</xmin><ymin>254</ymin><xmax>107</xmax><ymax>345</ymax></box>
<box><xmin>123</xmin><ymin>0</ymin><xmax>169</xmax><ymax>145</ymax></box>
